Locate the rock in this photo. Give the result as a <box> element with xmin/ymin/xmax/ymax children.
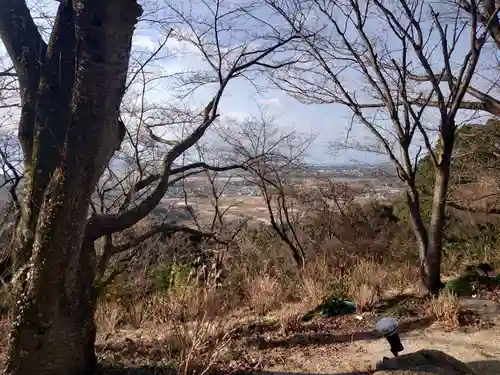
<box><xmin>459</xmin><ymin>298</ymin><xmax>499</xmax><ymax>316</ymax></box>
<box><xmin>374</xmin><ymin>349</ymin><xmax>477</xmax><ymax>375</ymax></box>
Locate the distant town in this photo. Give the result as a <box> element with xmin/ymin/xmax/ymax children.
<box><xmin>0</xmin><ymin>164</ymin><xmax>405</xmax><ymax>225</ymax></box>
<box><xmin>164</xmin><ymin>163</ymin><xmax>402</xmax><ymax>200</ymax></box>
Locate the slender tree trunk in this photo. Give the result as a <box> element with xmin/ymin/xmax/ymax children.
<box><xmin>423</xmin><ymin>166</ymin><xmax>450</xmax><ymax>294</ymax></box>
<box><xmin>406</xmin><ymin>190</ymin><xmax>428</xmax><ymax>259</ymax></box>
<box><xmin>405</xmin><ymin>190</ymin><xmax>431</xmax><ymax>291</ymax></box>
<box><xmin>414</xmin><ymin>130</ymin><xmax>453</xmax><ymax>295</ymax></box>
<box><xmin>406</xmin><ymin>162</ymin><xmax>451</xmax><ymax>295</ymax></box>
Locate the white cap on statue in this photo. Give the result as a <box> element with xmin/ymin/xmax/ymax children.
<box><xmin>375</xmin><ymin>317</ymin><xmax>398</xmax><ymax>336</ymax></box>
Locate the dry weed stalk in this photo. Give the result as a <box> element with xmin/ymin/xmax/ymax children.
<box><xmin>300</xmin><ymin>260</ymin><xmax>333</xmax><ymax>305</ymax></box>
<box><xmin>350</xmin><ymin>283</ymin><xmax>380</xmax><ymax>312</ymax></box>
<box><xmin>94</xmin><ymin>300</ymin><xmax>125</xmax><ymax>339</ymax></box>
<box><xmin>426</xmin><ymin>290</ymin><xmax>460</xmax><ymax>328</ymax></box>
<box><xmin>127</xmin><ymin>297</ymin><xmax>153</xmax><ymax>328</ymax></box>
<box><xmin>244</xmin><ymin>273</ymin><xmax>282</xmax><ymax>315</ymax></box>
<box><xmin>172</xmin><ymin>310</ymin><xmax>233</xmax><ymax>375</ymax></box>
<box><xmin>346</xmin><ymin>260</ymin><xmax>384</xmax><ymax>311</ymax></box>
<box><xmin>277</xmin><ymin>310</ymin><xmax>304</xmax><ymax>335</ymax></box>
<box><xmin>384</xmin><ymin>263</ymin><xmax>418</xmax><ymax>295</ymax></box>
<box><xmin>162</xmin><ymin>286</ymin><xmax>234</xmax><ymax>375</ymax></box>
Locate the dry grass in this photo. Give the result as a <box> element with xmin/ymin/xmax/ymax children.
<box><xmin>244</xmin><ymin>273</ymin><xmax>283</xmax><ymax>315</ymax></box>
<box><xmin>426</xmin><ymin>289</ymin><xmax>461</xmax><ymax>328</ymax></box>
<box><xmin>346</xmin><ymin>260</ymin><xmax>384</xmax><ymax>311</ymax></box>
<box><xmin>277</xmin><ymin>310</ymin><xmax>304</xmax><ymax>335</ymax></box>
<box><xmin>95</xmin><ymin>300</ymin><xmax>124</xmax><ymax>339</ymax></box>
<box><xmin>299</xmin><ymin>260</ymin><xmax>335</xmax><ymax>306</ymax></box>
<box><xmin>125</xmin><ymin>297</ymin><xmax>152</xmax><ymax>329</ymax></box>
<box><xmin>168</xmin><ymin>311</ymin><xmax>233</xmax><ymax>375</ymax></box>
<box><xmin>96</xmin><ymin>284</ymin><xmax>233</xmax><ymax>375</ymax></box>
<box><xmin>384</xmin><ymin>262</ymin><xmax>419</xmax><ymax>295</ymax></box>
<box><xmin>155</xmin><ymin>285</ymin><xmax>206</xmax><ymax>322</ymax></box>
<box><xmin>350</xmin><ymin>283</ymin><xmax>380</xmax><ymax>312</ymax></box>
<box><xmin>0</xmin><ymin>315</ymin><xmax>11</xmax><ymax>345</ymax></box>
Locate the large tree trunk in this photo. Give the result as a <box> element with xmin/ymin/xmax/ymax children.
<box><xmin>4</xmin><ymin>1</ymin><xmax>142</xmax><ymax>374</ymax></box>
<box><xmin>10</xmin><ymin>0</ymin><xmax>76</xmax><ymax>275</ymax></box>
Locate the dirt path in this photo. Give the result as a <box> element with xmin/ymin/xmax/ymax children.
<box><xmin>4</xmin><ymin>299</ymin><xmax>497</xmax><ymax>373</ymax></box>
<box><xmin>263</xmin><ymin>324</ymin><xmax>500</xmax><ymax>374</ymax></box>
<box><xmin>90</xmin><ymin>297</ymin><xmax>500</xmax><ymax>374</ymax></box>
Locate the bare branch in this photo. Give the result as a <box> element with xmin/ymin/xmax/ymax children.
<box><xmin>85</xmin><ymin>1</ymin><xmax>302</xmax><ymax>240</ymax></box>
<box><xmin>0</xmin><ymin>0</ymin><xmax>47</xmax><ymax>163</ymax></box>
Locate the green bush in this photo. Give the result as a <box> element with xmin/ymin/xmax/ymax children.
<box><xmin>151</xmin><ymin>262</ymin><xmax>193</xmax><ymax>291</ymax></box>
<box><xmin>303</xmin><ymin>295</ymin><xmax>355</xmax><ymax>321</ymax></box>
<box><xmin>443</xmin><ymin>277</ymin><xmax>474</xmax><ymax>297</ymax></box>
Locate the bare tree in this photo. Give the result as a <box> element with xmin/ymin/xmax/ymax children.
<box><xmin>405</xmin><ymin>70</ymin><xmax>500</xmax><ymax>116</ymax></box>
<box><xmin>0</xmin><ymin>0</ymin><xmax>301</xmax><ymax>373</ymax></box>
<box><xmin>438</xmin><ymin>118</ymin><xmax>500</xmax><ymax>214</ymax></box>
<box><xmin>266</xmin><ymin>0</ymin><xmax>497</xmax><ymax>293</ymax></box>
<box><xmin>221</xmin><ymin>113</ymin><xmax>314</xmax><ymax>268</ymax></box>
<box><xmin>428</xmin><ymin>1</ymin><xmax>500</xmax><ymax>115</ymax></box>
<box><xmin>458</xmin><ymin>0</ymin><xmax>500</xmax><ymax>49</ymax></box>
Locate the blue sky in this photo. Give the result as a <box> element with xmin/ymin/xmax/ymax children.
<box><xmin>2</xmin><ymin>0</ymin><xmax>498</xmax><ymax>168</ymax></box>
<box><xmin>127</xmin><ymin>0</ymin><xmax>498</xmax><ymax>166</ymax></box>
<box><xmin>128</xmin><ymin>6</ymin><xmax>374</xmax><ymax>165</ymax></box>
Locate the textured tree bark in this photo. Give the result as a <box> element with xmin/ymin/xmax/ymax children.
<box><xmin>0</xmin><ymin>0</ymin><xmax>48</xmax><ymax>275</ymax></box>
<box><xmin>405</xmin><ymin>190</ymin><xmax>432</xmax><ymax>291</ymax></box>
<box><xmin>413</xmin><ymin>133</ymin><xmax>453</xmax><ymax>295</ymax></box>
<box><xmin>3</xmin><ymin>1</ymin><xmax>142</xmax><ymax>374</ymax></box>
<box><xmin>11</xmin><ymin>0</ymin><xmax>76</xmax><ymax>275</ymax></box>
<box><xmin>0</xmin><ymin>0</ymin><xmax>46</xmax><ymax>165</ymax></box>
<box><xmin>423</xmin><ymin>168</ymin><xmax>450</xmax><ymax>294</ymax></box>
<box><xmin>406</xmin><ymin>134</ymin><xmax>453</xmax><ymax>295</ymax></box>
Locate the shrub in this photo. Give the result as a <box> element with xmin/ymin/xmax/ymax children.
<box><xmin>95</xmin><ymin>300</ymin><xmax>124</xmax><ymax>338</ymax></box>
<box><xmin>244</xmin><ymin>273</ymin><xmax>283</xmax><ymax>315</ymax></box>
<box><xmin>426</xmin><ymin>290</ymin><xmax>460</xmax><ymax>328</ymax></box>
<box><xmin>151</xmin><ymin>263</ymin><xmax>194</xmax><ymax>292</ymax></box>
<box><xmin>349</xmin><ymin>283</ymin><xmax>380</xmax><ymax>312</ymax></box>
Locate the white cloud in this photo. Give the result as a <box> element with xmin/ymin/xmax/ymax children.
<box><xmin>132</xmin><ymin>34</ymin><xmax>157</xmax><ymax>50</ymax></box>
<box><xmin>260</xmin><ymin>97</ymin><xmax>280</xmax><ymax>106</ymax></box>
<box><xmin>222</xmin><ymin>111</ymin><xmax>251</xmax><ymax>122</ymax></box>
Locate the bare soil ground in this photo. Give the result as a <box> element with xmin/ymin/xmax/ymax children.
<box><xmin>259</xmin><ymin>322</ymin><xmax>500</xmax><ymax>375</ymax></box>
<box><xmin>86</xmin><ymin>293</ymin><xmax>500</xmax><ymax>375</ymax></box>
<box><xmin>1</xmin><ymin>297</ymin><xmax>499</xmax><ymax>374</ymax></box>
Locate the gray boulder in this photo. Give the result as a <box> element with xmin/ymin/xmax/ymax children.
<box><xmin>374</xmin><ymin>350</ymin><xmax>477</xmax><ymax>375</ymax></box>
